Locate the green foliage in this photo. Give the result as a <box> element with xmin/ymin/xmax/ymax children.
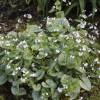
<box><xmin>0</xmin><ymin>18</ymin><xmax>100</xmax><ymax>99</ymax></box>
<box><xmin>63</xmin><ymin>0</ymin><xmax>100</xmax><ymax>16</ymax></box>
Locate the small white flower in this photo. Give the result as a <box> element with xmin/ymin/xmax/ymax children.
<box><xmin>35</xmin><ymin>39</ymin><xmax>41</xmax><ymax>43</ymax></box>
<box><xmin>76</xmin><ymin>39</ymin><xmax>81</xmax><ymax>43</ymax></box>
<box><xmin>65</xmin><ymin>94</ymin><xmax>68</xmax><ymax>96</ymax></box>
<box><xmin>80</xmin><ymin>14</ymin><xmax>87</xmax><ymax>19</ymax></box>
<box><xmin>32</xmin><ymin>63</ymin><xmax>35</xmax><ymax>67</ymax></box>
<box><xmin>27</xmin><ymin>14</ymin><xmax>32</xmax><ymax>19</ymax></box>
<box><xmin>44</xmin><ymin>53</ymin><xmax>48</xmax><ymax>57</ymax></box>
<box><xmin>63</xmin><ymin>84</ymin><xmax>68</xmax><ymax>89</ymax></box>
<box><xmin>97</xmin><ymin>50</ymin><xmax>100</xmax><ymax>54</ymax></box>
<box><xmin>70</xmin><ymin>55</ymin><xmax>75</xmax><ymax>59</ymax></box>
<box><xmin>12</xmin><ymin>71</ymin><xmax>17</xmax><ymax>76</ymax></box>
<box><xmin>98</xmin><ymin>76</ymin><xmax>100</xmax><ymax>79</ymax></box>
<box><xmin>20</xmin><ymin>77</ymin><xmax>26</xmax><ymax>83</ymax></box>
<box><xmin>88</xmin><ymin>48</ymin><xmax>92</xmax><ymax>52</ymax></box>
<box><xmin>72</xmin><ymin>31</ymin><xmax>80</xmax><ymax>38</ymax></box>
<box><xmin>63</xmin><ymin>0</ymin><xmax>66</xmax><ymax>2</ymax></box>
<box><xmin>18</xmin><ymin>18</ymin><xmax>22</xmax><ymax>23</ymax></box>
<box><xmin>82</xmin><ymin>45</ymin><xmax>87</xmax><ymax>51</ymax></box>
<box><xmin>45</xmin><ymin>93</ymin><xmax>48</xmax><ymax>96</ymax></box>
<box><xmin>24</xmin><ymin>14</ymin><xmax>27</xmax><ymax>18</ymax></box>
<box><xmin>38</xmin><ymin>48</ymin><xmax>44</xmax><ymax>51</ymax></box>
<box><xmin>17</xmin><ymin>40</ymin><xmax>28</xmax><ymax>48</ymax></box>
<box><xmin>54</xmin><ymin>40</ymin><xmax>58</xmax><ymax>43</ymax></box>
<box><xmin>79</xmin><ymin>96</ymin><xmax>83</xmax><ymax>100</ymax></box>
<box><xmin>56</xmin><ymin>49</ymin><xmax>60</xmax><ymax>53</ymax></box>
<box><xmin>83</xmin><ymin>63</ymin><xmax>88</xmax><ymax>67</ymax></box>
<box><xmin>6</xmin><ymin>65</ymin><xmax>11</xmax><ymax>69</ymax></box>
<box><xmin>78</xmin><ymin>21</ymin><xmax>86</xmax><ymax>28</ymax></box>
<box><xmin>88</xmin><ymin>13</ymin><xmax>92</xmax><ymax>17</ymax></box>
<box><xmin>57</xmin><ymin>87</ymin><xmax>63</xmax><ymax>93</ymax></box>
<box><xmin>79</xmin><ymin>52</ymin><xmax>83</xmax><ymax>56</ymax></box>
<box><xmin>94</xmin><ymin>8</ymin><xmax>97</xmax><ymax>12</ymax></box>
<box><xmin>98</xmin><ymin>67</ymin><xmax>100</xmax><ymax>70</ymax></box>
<box><xmin>30</xmin><ymin>73</ymin><xmax>37</xmax><ymax>77</ymax></box>
<box><xmin>15</xmin><ymin>56</ymin><xmax>19</xmax><ymax>59</ymax></box>
<box><xmin>15</xmin><ymin>67</ymin><xmax>21</xmax><ymax>71</ymax></box>
<box><xmin>68</xmin><ymin>1</ymin><xmax>71</xmax><ymax>5</ymax></box>
<box><xmin>94</xmin><ymin>58</ymin><xmax>99</xmax><ymax>62</ymax></box>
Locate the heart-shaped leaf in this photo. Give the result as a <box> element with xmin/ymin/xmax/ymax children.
<box><xmin>80</xmin><ymin>76</ymin><xmax>91</xmax><ymax>91</ymax></box>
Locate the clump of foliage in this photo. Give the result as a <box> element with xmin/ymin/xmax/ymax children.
<box><xmin>0</xmin><ymin>0</ymin><xmax>100</xmax><ymax>19</ymax></box>
<box><xmin>0</xmin><ymin>18</ymin><xmax>100</xmax><ymax>99</ymax></box>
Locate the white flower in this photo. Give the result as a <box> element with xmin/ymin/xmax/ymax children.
<box><xmin>63</xmin><ymin>0</ymin><xmax>66</xmax><ymax>2</ymax></box>
<box><xmin>5</xmin><ymin>41</ymin><xmax>11</xmax><ymax>46</ymax></box>
<box><xmin>17</xmin><ymin>40</ymin><xmax>28</xmax><ymax>48</ymax></box>
<box><xmin>79</xmin><ymin>52</ymin><xmax>83</xmax><ymax>56</ymax></box>
<box><xmin>24</xmin><ymin>14</ymin><xmax>27</xmax><ymax>18</ymax></box>
<box><xmin>97</xmin><ymin>50</ymin><xmax>100</xmax><ymax>54</ymax></box>
<box><xmin>80</xmin><ymin>14</ymin><xmax>87</xmax><ymax>19</ymax></box>
<box><xmin>45</xmin><ymin>93</ymin><xmax>48</xmax><ymax>96</ymax></box>
<box><xmin>83</xmin><ymin>63</ymin><xmax>88</xmax><ymax>67</ymax></box>
<box><xmin>13</xmin><ymin>38</ymin><xmax>18</xmax><ymax>42</ymax></box>
<box><xmin>78</xmin><ymin>21</ymin><xmax>86</xmax><ymax>28</ymax></box>
<box><xmin>94</xmin><ymin>8</ymin><xmax>97</xmax><ymax>12</ymax></box>
<box><xmin>94</xmin><ymin>58</ymin><xmax>99</xmax><ymax>62</ymax></box>
<box><xmin>12</xmin><ymin>71</ymin><xmax>17</xmax><ymax>76</ymax></box>
<box><xmin>88</xmin><ymin>13</ymin><xmax>92</xmax><ymax>17</ymax></box>
<box><xmin>6</xmin><ymin>65</ymin><xmax>11</xmax><ymax>69</ymax></box>
<box><xmin>63</xmin><ymin>84</ymin><xmax>68</xmax><ymax>89</ymax></box>
<box><xmin>15</xmin><ymin>67</ymin><xmax>21</xmax><ymax>71</ymax></box>
<box><xmin>15</xmin><ymin>56</ymin><xmax>19</xmax><ymax>59</ymax></box>
<box><xmin>44</xmin><ymin>53</ymin><xmax>48</xmax><ymax>57</ymax></box>
<box><xmin>82</xmin><ymin>45</ymin><xmax>87</xmax><ymax>51</ymax></box>
<box><xmin>57</xmin><ymin>87</ymin><xmax>63</xmax><ymax>93</ymax></box>
<box><xmin>72</xmin><ymin>31</ymin><xmax>80</xmax><ymax>38</ymax></box>
<box><xmin>70</xmin><ymin>55</ymin><xmax>75</xmax><ymax>59</ymax></box>
<box><xmin>65</xmin><ymin>94</ymin><xmax>68</xmax><ymax>96</ymax></box>
<box><xmin>56</xmin><ymin>49</ymin><xmax>60</xmax><ymax>53</ymax></box>
<box><xmin>20</xmin><ymin>77</ymin><xmax>26</xmax><ymax>83</ymax></box>
<box><xmin>88</xmin><ymin>48</ymin><xmax>92</xmax><ymax>52</ymax></box>
<box><xmin>76</xmin><ymin>39</ymin><xmax>81</xmax><ymax>43</ymax></box>
<box><xmin>35</xmin><ymin>39</ymin><xmax>41</xmax><ymax>43</ymax></box>
<box><xmin>21</xmin><ymin>68</ymin><xmax>27</xmax><ymax>73</ymax></box>
<box><xmin>27</xmin><ymin>14</ymin><xmax>32</xmax><ymax>19</ymax></box>
<box><xmin>30</xmin><ymin>73</ymin><xmax>37</xmax><ymax>77</ymax></box>
<box><xmin>79</xmin><ymin>97</ymin><xmax>83</xmax><ymax>100</ymax></box>
<box><xmin>98</xmin><ymin>67</ymin><xmax>100</xmax><ymax>70</ymax></box>
<box><xmin>38</xmin><ymin>48</ymin><xmax>44</xmax><ymax>51</ymax></box>
<box><xmin>54</xmin><ymin>40</ymin><xmax>58</xmax><ymax>43</ymax></box>
<box><xmin>32</xmin><ymin>63</ymin><xmax>35</xmax><ymax>67</ymax></box>
<box><xmin>18</xmin><ymin>18</ymin><xmax>22</xmax><ymax>23</ymax></box>
<box><xmin>68</xmin><ymin>1</ymin><xmax>71</xmax><ymax>5</ymax></box>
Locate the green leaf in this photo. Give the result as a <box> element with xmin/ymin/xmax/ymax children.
<box><xmin>90</xmin><ymin>0</ymin><xmax>97</xmax><ymax>16</ymax></box>
<box><xmin>68</xmin><ymin>79</ymin><xmax>80</xmax><ymax>99</ymax></box>
<box><xmin>11</xmin><ymin>86</ymin><xmax>26</xmax><ymax>96</ymax></box>
<box><xmin>36</xmin><ymin>70</ymin><xmax>45</xmax><ymax>80</ymax></box>
<box><xmin>58</xmin><ymin>51</ymin><xmax>66</xmax><ymax>66</ymax></box>
<box><xmin>0</xmin><ymin>71</ymin><xmax>7</xmax><ymax>85</ymax></box>
<box><xmin>32</xmin><ymin>91</ymin><xmax>42</xmax><ymax>100</ymax></box>
<box><xmin>79</xmin><ymin>0</ymin><xmax>85</xmax><ymax>13</ymax></box>
<box><xmin>23</xmin><ymin>48</ymin><xmax>33</xmax><ymax>67</ymax></box>
<box><xmin>32</xmin><ymin>84</ymin><xmax>41</xmax><ymax>91</ymax></box>
<box><xmin>46</xmin><ymin>79</ymin><xmax>56</xmax><ymax>88</ymax></box>
<box><xmin>80</xmin><ymin>76</ymin><xmax>91</xmax><ymax>91</ymax></box>
<box><xmin>42</xmin><ymin>82</ymin><xmax>49</xmax><ymax>88</ymax></box>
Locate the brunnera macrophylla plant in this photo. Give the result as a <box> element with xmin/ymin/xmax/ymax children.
<box><xmin>0</xmin><ymin>18</ymin><xmax>100</xmax><ymax>100</ymax></box>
